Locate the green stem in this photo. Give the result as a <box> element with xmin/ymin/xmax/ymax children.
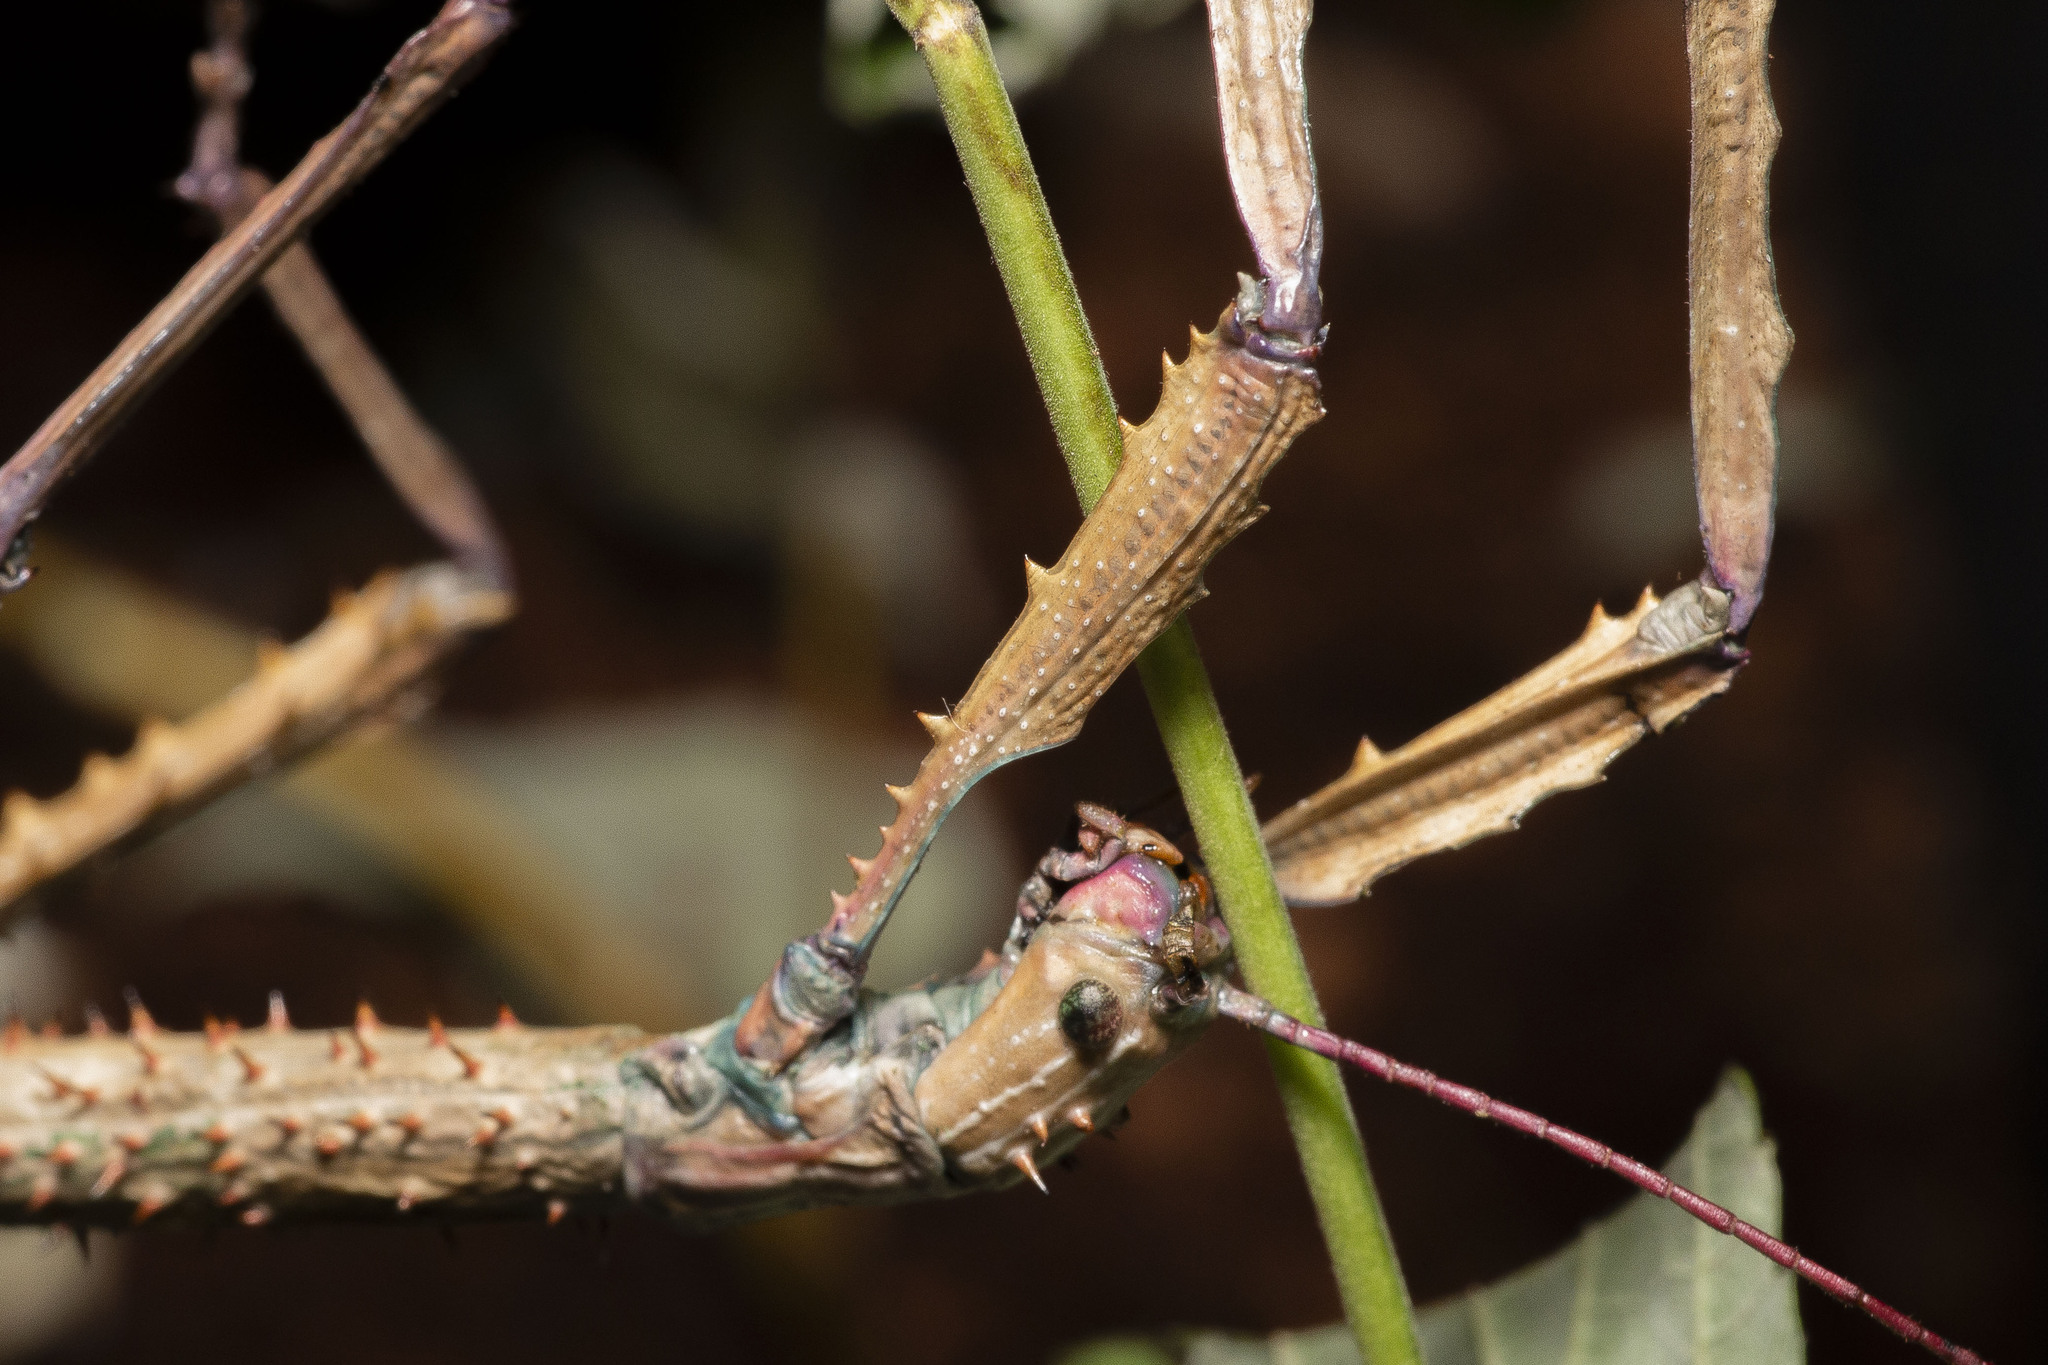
<box><xmin>886</xmin><ymin>4</ymin><xmax>1421</xmax><ymax>1361</ymax></box>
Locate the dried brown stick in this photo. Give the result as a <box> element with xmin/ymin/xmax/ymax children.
<box><xmin>1686</xmin><ymin>0</ymin><xmax>1792</xmax><ymax>634</ymax></box>
<box><xmin>733</xmin><ymin>307</ymin><xmax>1322</xmax><ymax>1069</ymax></box>
<box><xmin>1262</xmin><ymin>582</ymin><xmax>1733</xmax><ymax>907</ymax></box>
<box><xmin>0</xmin><ymin>0</ymin><xmax>514</xmax><ymax>566</ymax></box>
<box><xmin>178</xmin><ymin>0</ymin><xmax>508</xmax><ymax>586</ymax></box>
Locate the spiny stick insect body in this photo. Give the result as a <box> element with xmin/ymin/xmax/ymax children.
<box><xmin>0</xmin><ymin>1</ymin><xmax>1988</xmax><ymax>1362</ymax></box>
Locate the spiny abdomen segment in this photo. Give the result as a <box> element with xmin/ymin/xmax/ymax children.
<box><xmin>736</xmin><ymin>307</ymin><xmax>1320</xmax><ymax>1068</ymax></box>
<box><xmin>0</xmin><ymin>1001</ymin><xmax>646</xmax><ymax>1228</ymax></box>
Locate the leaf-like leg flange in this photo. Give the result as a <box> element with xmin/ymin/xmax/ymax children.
<box><xmin>1686</xmin><ymin>0</ymin><xmax>1791</xmax><ymax>634</ymax></box>
<box><xmin>1263</xmin><ymin>580</ymin><xmax>1734</xmax><ymax>907</ymax></box>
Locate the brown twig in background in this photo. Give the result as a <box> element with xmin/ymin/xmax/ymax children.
<box><xmin>0</xmin><ymin>0</ymin><xmax>514</xmax><ymax>569</ymax></box>
<box><xmin>177</xmin><ymin>0</ymin><xmax>509</xmax><ymax>587</ymax></box>
<box><xmin>0</xmin><ymin>0</ymin><xmax>518</xmax><ymax>918</ymax></box>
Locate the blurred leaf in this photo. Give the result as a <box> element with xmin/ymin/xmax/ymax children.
<box><xmin>1051</xmin><ymin>1070</ymin><xmax>1805</xmax><ymax>1365</ymax></box>
<box><xmin>825</xmin><ymin>0</ymin><xmax>1195</xmax><ymax>121</ymax></box>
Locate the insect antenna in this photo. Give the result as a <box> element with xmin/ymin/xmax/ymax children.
<box><xmin>1214</xmin><ymin>983</ymin><xmax>1989</xmax><ymax>1365</ymax></box>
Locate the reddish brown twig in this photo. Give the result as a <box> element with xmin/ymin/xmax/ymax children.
<box><xmin>0</xmin><ymin>0</ymin><xmax>514</xmax><ymax>568</ymax></box>
<box><xmin>1218</xmin><ymin>985</ymin><xmax>1989</xmax><ymax>1365</ymax></box>
<box><xmin>176</xmin><ymin>0</ymin><xmax>509</xmax><ymax>587</ymax></box>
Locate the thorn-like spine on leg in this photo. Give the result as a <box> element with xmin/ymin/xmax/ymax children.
<box><xmin>124</xmin><ymin>988</ymin><xmax>156</xmax><ymax>1038</ymax></box>
<box><xmin>1008</xmin><ymin>1147</ymin><xmax>1047</xmax><ymax>1193</ymax></box>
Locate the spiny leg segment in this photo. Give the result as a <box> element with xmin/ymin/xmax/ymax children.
<box><xmin>1216</xmin><ymin>984</ymin><xmax>1989</xmax><ymax>1365</ymax></box>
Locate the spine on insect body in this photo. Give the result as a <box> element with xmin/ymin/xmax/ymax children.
<box><xmin>735</xmin><ymin>300</ymin><xmax>1322</xmax><ymax>1069</ymax></box>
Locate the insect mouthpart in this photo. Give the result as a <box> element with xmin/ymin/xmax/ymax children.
<box><xmin>1053</xmin><ymin>853</ymin><xmax>1181</xmax><ymax>945</ymax></box>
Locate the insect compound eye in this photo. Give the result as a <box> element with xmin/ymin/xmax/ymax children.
<box><xmin>1058</xmin><ymin>978</ymin><xmax>1123</xmax><ymax>1053</ymax></box>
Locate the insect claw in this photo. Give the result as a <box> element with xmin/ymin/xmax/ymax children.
<box><xmin>1008</xmin><ymin>1148</ymin><xmax>1047</xmax><ymax>1193</ymax></box>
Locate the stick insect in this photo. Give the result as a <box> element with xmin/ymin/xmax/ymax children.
<box><xmin>0</xmin><ymin>0</ymin><xmax>1994</xmax><ymax>1361</ymax></box>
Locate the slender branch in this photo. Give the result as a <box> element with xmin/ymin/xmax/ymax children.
<box><xmin>882</xmin><ymin>3</ymin><xmax>1420</xmax><ymax>1360</ymax></box>
<box><xmin>177</xmin><ymin>0</ymin><xmax>509</xmax><ymax>588</ymax></box>
<box><xmin>0</xmin><ymin>0</ymin><xmax>514</xmax><ymax>570</ymax></box>
<box><xmin>1219</xmin><ymin>985</ymin><xmax>1992</xmax><ymax>1365</ymax></box>
<box><xmin>886</xmin><ymin>0</ymin><xmax>1123</xmax><ymax>507</ymax></box>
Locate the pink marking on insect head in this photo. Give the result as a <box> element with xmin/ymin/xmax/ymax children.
<box><xmin>1055</xmin><ymin>854</ymin><xmax>1179</xmax><ymax>945</ymax></box>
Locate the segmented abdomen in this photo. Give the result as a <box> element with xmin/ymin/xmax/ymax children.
<box><xmin>0</xmin><ymin>1011</ymin><xmax>645</xmax><ymax>1227</ymax></box>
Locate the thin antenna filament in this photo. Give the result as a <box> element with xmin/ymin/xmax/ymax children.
<box><xmin>1215</xmin><ymin>984</ymin><xmax>1987</xmax><ymax>1365</ymax></box>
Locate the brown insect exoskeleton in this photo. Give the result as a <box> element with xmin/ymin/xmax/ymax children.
<box><xmin>0</xmin><ymin>1</ymin><xmax>2000</xmax><ymax>1362</ymax></box>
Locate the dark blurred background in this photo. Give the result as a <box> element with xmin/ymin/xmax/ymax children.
<box><xmin>0</xmin><ymin>0</ymin><xmax>2037</xmax><ymax>1361</ymax></box>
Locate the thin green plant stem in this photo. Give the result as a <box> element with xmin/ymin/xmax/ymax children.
<box><xmin>884</xmin><ymin>3</ymin><xmax>1422</xmax><ymax>1360</ymax></box>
